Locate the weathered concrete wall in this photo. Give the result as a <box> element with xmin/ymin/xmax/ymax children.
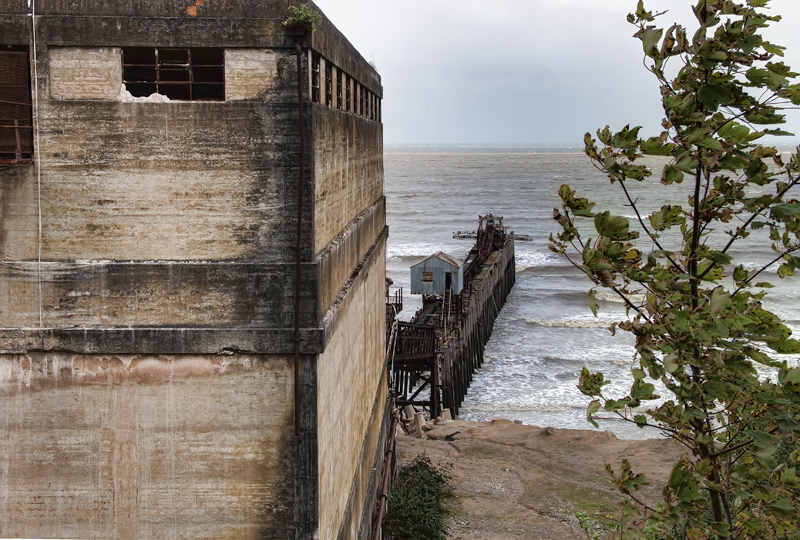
<box><xmin>0</xmin><ymin>167</ymin><xmax>38</xmax><ymax>260</ymax></box>
<box><xmin>1</xmin><ymin>1</ymin><xmax>382</xmax><ymax>93</ymax></box>
<box><xmin>316</xmin><ymin>199</ymin><xmax>385</xmax><ymax>316</ymax></box>
<box><xmin>313</xmin><ymin>106</ymin><xmax>383</xmax><ymax>255</ymax></box>
<box><xmin>0</xmin><ymin>39</ymin><xmax>319</xmax><ymax>335</ymax></box>
<box><xmin>0</xmin><ymin>261</ymin><xmax>319</xmax><ymax>329</ymax></box>
<box><xmin>49</xmin><ymin>47</ymin><xmax>121</xmax><ymax>100</ymax></box>
<box><xmin>0</xmin><ymin>352</ymin><xmax>295</xmax><ymax>539</ymax></box>
<box><xmin>33</xmin><ymin>99</ymin><xmax>304</xmax><ymax>262</ymax></box>
<box><xmin>225</xmin><ymin>49</ymin><xmax>279</xmax><ymax>100</ymax></box>
<box><xmin>0</xmin><ymin>3</ymin><xmax>385</xmax><ymax>539</ymax></box>
<box><xmin>316</xmin><ymin>240</ymin><xmax>386</xmax><ymax>540</ymax></box>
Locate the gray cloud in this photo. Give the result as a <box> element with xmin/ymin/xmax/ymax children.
<box><xmin>315</xmin><ymin>0</ymin><xmax>800</xmax><ymax>146</ymax></box>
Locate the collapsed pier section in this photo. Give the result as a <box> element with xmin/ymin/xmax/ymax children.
<box><xmin>388</xmin><ymin>215</ymin><xmax>516</xmax><ymax>417</ymax></box>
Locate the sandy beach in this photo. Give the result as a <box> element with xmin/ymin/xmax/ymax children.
<box><xmin>396</xmin><ymin>418</ymin><xmax>684</xmax><ymax>539</ymax></box>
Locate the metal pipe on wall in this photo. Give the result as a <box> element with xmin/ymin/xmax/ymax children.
<box><xmin>292</xmin><ymin>34</ymin><xmax>306</xmax><ymax>436</ymax></box>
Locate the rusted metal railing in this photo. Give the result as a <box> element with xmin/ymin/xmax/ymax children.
<box><xmin>372</xmin><ymin>409</ymin><xmax>400</xmax><ymax>540</ymax></box>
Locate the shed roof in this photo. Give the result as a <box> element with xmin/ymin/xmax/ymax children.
<box><xmin>412</xmin><ymin>251</ymin><xmax>461</xmax><ymax>269</ymax></box>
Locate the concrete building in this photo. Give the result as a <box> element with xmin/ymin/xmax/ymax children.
<box><xmin>0</xmin><ymin>2</ymin><xmax>387</xmax><ymax>539</ymax></box>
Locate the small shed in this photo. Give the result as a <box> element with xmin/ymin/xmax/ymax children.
<box><xmin>410</xmin><ymin>251</ymin><xmax>463</xmax><ymax>296</ymax></box>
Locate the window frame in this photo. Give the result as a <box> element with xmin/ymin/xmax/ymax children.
<box><xmin>0</xmin><ymin>46</ymin><xmax>33</xmax><ymax>165</ymax></box>
<box><xmin>122</xmin><ymin>47</ymin><xmax>225</xmax><ymax>101</ymax></box>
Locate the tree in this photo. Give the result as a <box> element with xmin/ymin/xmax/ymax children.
<box><xmin>549</xmin><ymin>1</ymin><xmax>800</xmax><ymax>538</ymax></box>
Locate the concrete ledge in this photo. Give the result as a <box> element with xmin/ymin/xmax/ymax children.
<box><xmin>0</xmin><ymin>326</ymin><xmax>324</xmax><ymax>355</ymax></box>
<box><xmin>0</xmin><ymin>261</ymin><xmax>319</xmax><ymax>329</ymax></box>
<box><xmin>316</xmin><ymin>198</ymin><xmax>386</xmax><ymax>316</ymax></box>
<box><xmin>319</xmin><ymin>226</ymin><xmax>388</xmax><ymax>348</ymax></box>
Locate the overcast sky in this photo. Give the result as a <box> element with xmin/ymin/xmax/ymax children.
<box><xmin>313</xmin><ymin>0</ymin><xmax>800</xmax><ymax>146</ymax></box>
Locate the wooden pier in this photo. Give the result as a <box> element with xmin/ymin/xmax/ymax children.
<box><xmin>387</xmin><ymin>215</ymin><xmax>516</xmax><ymax>418</ymax></box>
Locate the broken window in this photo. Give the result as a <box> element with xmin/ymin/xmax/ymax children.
<box><xmin>122</xmin><ymin>47</ymin><xmax>224</xmax><ymax>101</ymax></box>
<box><xmin>369</xmin><ymin>93</ymin><xmax>374</xmax><ymax>121</ymax></box>
<box><xmin>311</xmin><ymin>53</ymin><xmax>320</xmax><ymax>104</ymax></box>
<box><xmin>344</xmin><ymin>74</ymin><xmax>350</xmax><ymax>112</ymax></box>
<box><xmin>0</xmin><ymin>46</ymin><xmax>33</xmax><ymax>164</ymax></box>
<box><xmin>336</xmin><ymin>70</ymin><xmax>343</xmax><ymax>110</ymax></box>
<box><xmin>325</xmin><ymin>61</ymin><xmax>332</xmax><ymax>107</ymax></box>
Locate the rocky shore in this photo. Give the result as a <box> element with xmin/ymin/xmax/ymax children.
<box><xmin>395</xmin><ymin>417</ymin><xmax>683</xmax><ymax>539</ymax></box>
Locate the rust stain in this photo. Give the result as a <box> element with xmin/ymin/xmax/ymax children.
<box><xmin>128</xmin><ymin>356</ymin><xmax>224</xmax><ymax>381</ymax></box>
<box><xmin>20</xmin><ymin>355</ymin><xmax>30</xmax><ymax>370</ymax></box>
<box><xmin>196</xmin><ymin>0</ymin><xmax>204</xmax><ymax>5</ymax></box>
<box><xmin>187</xmin><ymin>6</ymin><xmax>197</xmax><ymax>16</ymax></box>
<box><xmin>73</xmin><ymin>356</ymin><xmax>127</xmax><ymax>383</ymax></box>
<box><xmin>66</xmin><ymin>355</ymin><xmax>256</xmax><ymax>384</ymax></box>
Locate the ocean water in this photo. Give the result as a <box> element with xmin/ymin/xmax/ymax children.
<box><xmin>384</xmin><ymin>144</ymin><xmax>800</xmax><ymax>440</ymax></box>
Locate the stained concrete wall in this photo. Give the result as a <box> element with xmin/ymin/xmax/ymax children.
<box><xmin>0</xmin><ymin>353</ymin><xmax>295</xmax><ymax>539</ymax></box>
<box><xmin>0</xmin><ymin>42</ymin><xmax>319</xmax><ymax>333</ymax></box>
<box><xmin>0</xmin><ymin>261</ymin><xmax>319</xmax><ymax>330</ymax></box>
<box><xmin>0</xmin><ymin>2</ymin><xmax>385</xmax><ymax>539</ymax></box>
<box><xmin>226</xmin><ymin>49</ymin><xmax>279</xmax><ymax>100</ymax></box>
<box><xmin>313</xmin><ymin>106</ymin><xmax>384</xmax><ymax>255</ymax></box>
<box><xmin>317</xmin><ymin>240</ymin><xmax>387</xmax><ymax>540</ymax></box>
<box><xmin>49</xmin><ymin>47</ymin><xmax>122</xmax><ymax>100</ymax></box>
<box><xmin>316</xmin><ymin>199</ymin><xmax>385</xmax><ymax>316</ymax></box>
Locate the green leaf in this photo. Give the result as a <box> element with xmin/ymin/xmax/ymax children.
<box><xmin>708</xmin><ymin>251</ymin><xmax>732</xmax><ymax>266</ymax></box>
<box><xmin>675</xmin><ymin>151</ymin><xmax>700</xmax><ymax>172</ymax></box>
<box><xmin>771</xmin><ymin>498</ymin><xmax>794</xmax><ymax>517</ymax></box>
<box><xmin>698</xmin><ymin>84</ymin><xmax>733</xmax><ymax>110</ymax></box>
<box><xmin>588</xmin><ymin>290</ymin><xmax>598</xmax><ymax>317</ymax></box>
<box><xmin>763</xmin><ymin>42</ymin><xmax>786</xmax><ymax>57</ymax></box>
<box><xmin>631</xmin><ymin>380</ymin><xmax>656</xmax><ymax>400</ymax></box>
<box><xmin>664</xmin><ymin>354</ymin><xmax>680</xmax><ymax>374</ymax></box>
<box><xmin>718</xmin><ymin>121</ymin><xmax>753</xmax><ymax>143</ymax></box>
<box><xmin>771</xmin><ymin>203</ymin><xmax>800</xmax><ymax>220</ymax></box>
<box><xmin>594</xmin><ymin>212</ymin><xmax>631</xmax><ymax>240</ymax></box>
<box><xmin>639</xmin><ymin>26</ymin><xmax>663</xmax><ymax>57</ymax></box>
<box><xmin>779</xmin><ymin>263</ymin><xmax>796</xmax><ymax>278</ymax></box>
<box><xmin>767</xmin><ymin>339</ymin><xmax>800</xmax><ymax>354</ymax></box>
<box><xmin>745</xmin><ymin>430</ymin><xmax>778</xmax><ymax>448</ymax></box>
<box><xmin>587</xmin><ymin>400</ymin><xmax>601</xmax><ymax>428</ymax></box>
<box><xmin>698</xmin><ymin>137</ymin><xmax>724</xmax><ymax>152</ymax></box>
<box><xmin>783</xmin><ymin>367</ymin><xmax>800</xmax><ymax>385</ymax></box>
<box><xmin>662</xmin><ymin>164</ymin><xmax>684</xmax><ymax>184</ymax></box>
<box><xmin>641</xmin><ymin>137</ymin><xmax>675</xmax><ymax>156</ymax></box>
<box><xmin>746</xmin><ymin>348</ymin><xmax>780</xmax><ymax>367</ymax></box>
<box><xmin>708</xmin><ymin>287</ymin><xmax>729</xmax><ymax>312</ymax></box>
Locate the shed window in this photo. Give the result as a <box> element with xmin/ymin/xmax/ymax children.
<box><xmin>422</xmin><ymin>272</ymin><xmax>434</xmax><ymax>283</ymax></box>
<box><xmin>122</xmin><ymin>47</ymin><xmax>224</xmax><ymax>101</ymax></box>
<box><xmin>0</xmin><ymin>46</ymin><xmax>33</xmax><ymax>164</ymax></box>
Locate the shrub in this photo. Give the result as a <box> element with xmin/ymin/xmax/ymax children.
<box><xmin>383</xmin><ymin>455</ymin><xmax>451</xmax><ymax>540</ymax></box>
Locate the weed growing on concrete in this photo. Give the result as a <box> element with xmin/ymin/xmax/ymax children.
<box><xmin>283</xmin><ymin>4</ymin><xmax>321</xmax><ymax>33</ymax></box>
